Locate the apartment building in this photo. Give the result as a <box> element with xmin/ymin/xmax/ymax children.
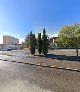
<box><xmin>3</xmin><ymin>35</ymin><xmax>19</xmax><ymax>45</ymax></box>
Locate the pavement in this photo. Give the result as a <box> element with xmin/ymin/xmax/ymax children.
<box><xmin>0</xmin><ymin>60</ymin><xmax>80</xmax><ymax>92</ymax></box>
<box><xmin>0</xmin><ymin>50</ymin><xmax>80</xmax><ymax>92</ymax></box>
<box><xmin>0</xmin><ymin>50</ymin><xmax>80</xmax><ymax>72</ymax></box>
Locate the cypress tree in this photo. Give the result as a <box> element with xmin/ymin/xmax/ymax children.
<box><xmin>38</xmin><ymin>33</ymin><xmax>42</xmax><ymax>54</ymax></box>
<box><xmin>29</xmin><ymin>32</ymin><xmax>35</xmax><ymax>55</ymax></box>
<box><xmin>42</xmin><ymin>28</ymin><xmax>48</xmax><ymax>56</ymax></box>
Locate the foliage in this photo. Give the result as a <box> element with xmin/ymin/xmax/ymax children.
<box><xmin>56</xmin><ymin>24</ymin><xmax>80</xmax><ymax>48</ymax></box>
<box><xmin>29</xmin><ymin>32</ymin><xmax>36</xmax><ymax>55</ymax></box>
<box><xmin>21</xmin><ymin>41</ymin><xmax>27</xmax><ymax>48</ymax></box>
<box><xmin>25</xmin><ymin>33</ymin><xmax>30</xmax><ymax>48</ymax></box>
<box><xmin>42</xmin><ymin>28</ymin><xmax>48</xmax><ymax>56</ymax></box>
<box><xmin>56</xmin><ymin>24</ymin><xmax>80</xmax><ymax>56</ymax></box>
<box><xmin>38</xmin><ymin>33</ymin><xmax>42</xmax><ymax>54</ymax></box>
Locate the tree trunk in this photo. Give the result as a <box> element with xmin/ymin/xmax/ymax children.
<box><xmin>76</xmin><ymin>48</ymin><xmax>78</xmax><ymax>56</ymax></box>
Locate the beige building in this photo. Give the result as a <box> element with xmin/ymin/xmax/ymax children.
<box><xmin>3</xmin><ymin>35</ymin><xmax>19</xmax><ymax>45</ymax></box>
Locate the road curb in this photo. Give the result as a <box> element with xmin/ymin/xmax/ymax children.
<box><xmin>16</xmin><ymin>62</ymin><xmax>23</xmax><ymax>63</ymax></box>
<box><xmin>23</xmin><ymin>62</ymin><xmax>30</xmax><ymax>64</ymax></box>
<box><xmin>0</xmin><ymin>58</ymin><xmax>80</xmax><ymax>72</ymax></box>
<box><xmin>3</xmin><ymin>59</ymin><xmax>8</xmax><ymax>61</ymax></box>
<box><xmin>10</xmin><ymin>60</ymin><xmax>16</xmax><ymax>62</ymax></box>
<box><xmin>36</xmin><ymin>64</ymin><xmax>41</xmax><ymax>66</ymax></box>
<box><xmin>49</xmin><ymin>65</ymin><xmax>57</xmax><ymax>68</ymax></box>
<box><xmin>56</xmin><ymin>66</ymin><xmax>64</xmax><ymax>69</ymax></box>
<box><xmin>41</xmin><ymin>65</ymin><xmax>50</xmax><ymax>67</ymax></box>
<box><xmin>7</xmin><ymin>55</ymin><xmax>13</xmax><ymax>56</ymax></box>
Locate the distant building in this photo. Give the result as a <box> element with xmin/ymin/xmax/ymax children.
<box><xmin>3</xmin><ymin>35</ymin><xmax>19</xmax><ymax>45</ymax></box>
<box><xmin>49</xmin><ymin>37</ymin><xmax>58</xmax><ymax>49</ymax></box>
<box><xmin>49</xmin><ymin>37</ymin><xmax>58</xmax><ymax>45</ymax></box>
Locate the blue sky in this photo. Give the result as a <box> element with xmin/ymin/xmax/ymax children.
<box><xmin>0</xmin><ymin>0</ymin><xmax>80</xmax><ymax>43</ymax></box>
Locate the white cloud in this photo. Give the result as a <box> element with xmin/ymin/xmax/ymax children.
<box><xmin>14</xmin><ymin>34</ymin><xmax>21</xmax><ymax>38</ymax></box>
<box><xmin>46</xmin><ymin>32</ymin><xmax>59</xmax><ymax>38</ymax></box>
<box><xmin>3</xmin><ymin>32</ymin><xmax>21</xmax><ymax>38</ymax></box>
<box><xmin>19</xmin><ymin>38</ymin><xmax>25</xmax><ymax>44</ymax></box>
<box><xmin>34</xmin><ymin>26</ymin><xmax>59</xmax><ymax>38</ymax></box>
<box><xmin>3</xmin><ymin>32</ymin><xmax>11</xmax><ymax>35</ymax></box>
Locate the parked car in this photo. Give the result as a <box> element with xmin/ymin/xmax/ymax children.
<box><xmin>7</xmin><ymin>48</ymin><xmax>12</xmax><ymax>51</ymax></box>
<box><xmin>1</xmin><ymin>47</ymin><xmax>12</xmax><ymax>51</ymax></box>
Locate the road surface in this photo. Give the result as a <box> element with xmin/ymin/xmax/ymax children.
<box><xmin>0</xmin><ymin>59</ymin><xmax>80</xmax><ymax>92</ymax></box>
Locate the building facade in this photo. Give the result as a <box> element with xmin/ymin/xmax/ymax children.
<box><xmin>3</xmin><ymin>35</ymin><xmax>19</xmax><ymax>45</ymax></box>
<box><xmin>49</xmin><ymin>37</ymin><xmax>58</xmax><ymax>45</ymax></box>
<box><xmin>49</xmin><ymin>37</ymin><xmax>58</xmax><ymax>49</ymax></box>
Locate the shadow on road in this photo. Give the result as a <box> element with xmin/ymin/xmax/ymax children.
<box><xmin>46</xmin><ymin>54</ymin><xmax>80</xmax><ymax>62</ymax></box>
<box><xmin>34</xmin><ymin>53</ymin><xmax>80</xmax><ymax>62</ymax></box>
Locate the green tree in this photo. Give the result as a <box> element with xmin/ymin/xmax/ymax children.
<box><xmin>25</xmin><ymin>33</ymin><xmax>30</xmax><ymax>48</ymax></box>
<box><xmin>42</xmin><ymin>28</ymin><xmax>48</xmax><ymax>56</ymax></box>
<box><xmin>56</xmin><ymin>24</ymin><xmax>80</xmax><ymax>56</ymax></box>
<box><xmin>29</xmin><ymin>31</ymin><xmax>36</xmax><ymax>55</ymax></box>
<box><xmin>21</xmin><ymin>41</ymin><xmax>27</xmax><ymax>48</ymax></box>
<box><xmin>38</xmin><ymin>33</ymin><xmax>42</xmax><ymax>54</ymax></box>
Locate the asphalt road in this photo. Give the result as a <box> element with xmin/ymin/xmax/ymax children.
<box><xmin>0</xmin><ymin>59</ymin><xmax>80</xmax><ymax>92</ymax></box>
